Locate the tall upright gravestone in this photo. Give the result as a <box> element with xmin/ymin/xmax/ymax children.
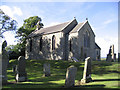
<box><xmin>81</xmin><ymin>57</ymin><xmax>92</xmax><ymax>84</ymax></box>
<box><xmin>43</xmin><ymin>63</ymin><xmax>50</xmax><ymax>77</ymax></box>
<box><xmin>65</xmin><ymin>65</ymin><xmax>77</xmax><ymax>87</ymax></box>
<box><xmin>106</xmin><ymin>45</ymin><xmax>116</xmax><ymax>62</ymax></box>
<box><xmin>1</xmin><ymin>40</ymin><xmax>9</xmax><ymax>85</ymax></box>
<box><xmin>16</xmin><ymin>56</ymin><xmax>27</xmax><ymax>82</ymax></box>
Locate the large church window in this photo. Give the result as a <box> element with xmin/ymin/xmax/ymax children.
<box><xmin>52</xmin><ymin>35</ymin><xmax>56</xmax><ymax>50</ymax></box>
<box><xmin>30</xmin><ymin>39</ymin><xmax>32</xmax><ymax>52</ymax></box>
<box><xmin>84</xmin><ymin>31</ymin><xmax>90</xmax><ymax>48</ymax></box>
<box><xmin>40</xmin><ymin>37</ymin><xmax>42</xmax><ymax>51</ymax></box>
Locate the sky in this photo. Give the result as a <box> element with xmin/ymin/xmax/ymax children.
<box><xmin>0</xmin><ymin>0</ymin><xmax>119</xmax><ymax>57</ymax></box>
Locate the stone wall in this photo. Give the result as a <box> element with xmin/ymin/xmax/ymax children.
<box><xmin>69</xmin><ymin>22</ymin><xmax>96</xmax><ymax>61</ymax></box>
<box><xmin>26</xmin><ymin>32</ymin><xmax>64</xmax><ymax>60</ymax></box>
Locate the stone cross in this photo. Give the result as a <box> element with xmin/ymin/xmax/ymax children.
<box><xmin>81</xmin><ymin>57</ymin><xmax>92</xmax><ymax>84</ymax></box>
<box><xmin>1</xmin><ymin>40</ymin><xmax>9</xmax><ymax>85</ymax></box>
<box><xmin>65</xmin><ymin>65</ymin><xmax>77</xmax><ymax>87</ymax></box>
<box><xmin>43</xmin><ymin>63</ymin><xmax>50</xmax><ymax>77</ymax></box>
<box><xmin>16</xmin><ymin>56</ymin><xmax>27</xmax><ymax>82</ymax></box>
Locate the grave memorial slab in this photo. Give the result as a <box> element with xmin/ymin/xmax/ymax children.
<box><xmin>65</xmin><ymin>65</ymin><xmax>77</xmax><ymax>87</ymax></box>
<box><xmin>1</xmin><ymin>41</ymin><xmax>9</xmax><ymax>85</ymax></box>
<box><xmin>16</xmin><ymin>56</ymin><xmax>27</xmax><ymax>82</ymax></box>
<box><xmin>43</xmin><ymin>63</ymin><xmax>50</xmax><ymax>77</ymax></box>
<box><xmin>81</xmin><ymin>57</ymin><xmax>92</xmax><ymax>84</ymax></box>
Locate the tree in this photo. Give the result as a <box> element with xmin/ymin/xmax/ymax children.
<box><xmin>0</xmin><ymin>9</ymin><xmax>17</xmax><ymax>38</ymax></box>
<box><xmin>16</xmin><ymin>16</ymin><xmax>44</xmax><ymax>56</ymax></box>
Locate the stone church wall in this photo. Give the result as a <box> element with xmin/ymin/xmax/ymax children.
<box><xmin>69</xmin><ymin>22</ymin><xmax>96</xmax><ymax>61</ymax></box>
<box><xmin>25</xmin><ymin>32</ymin><xmax>64</xmax><ymax>60</ymax></box>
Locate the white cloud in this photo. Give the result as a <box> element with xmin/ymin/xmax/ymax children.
<box><xmin>103</xmin><ymin>19</ymin><xmax>113</xmax><ymax>25</ymax></box>
<box><xmin>13</xmin><ymin>6</ymin><xmax>23</xmax><ymax>16</ymax></box>
<box><xmin>45</xmin><ymin>22</ymin><xmax>61</xmax><ymax>27</ymax></box>
<box><xmin>0</xmin><ymin>5</ymin><xmax>23</xmax><ymax>20</ymax></box>
<box><xmin>96</xmin><ymin>36</ymin><xmax>118</xmax><ymax>57</ymax></box>
<box><xmin>2</xmin><ymin>31</ymin><xmax>18</xmax><ymax>46</ymax></box>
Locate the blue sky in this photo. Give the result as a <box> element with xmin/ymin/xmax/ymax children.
<box><xmin>0</xmin><ymin>0</ymin><xmax>119</xmax><ymax>57</ymax></box>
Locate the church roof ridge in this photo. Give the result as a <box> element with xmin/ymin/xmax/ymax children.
<box><xmin>70</xmin><ymin>20</ymin><xmax>87</xmax><ymax>33</ymax></box>
<box><xmin>27</xmin><ymin>18</ymin><xmax>77</xmax><ymax>38</ymax></box>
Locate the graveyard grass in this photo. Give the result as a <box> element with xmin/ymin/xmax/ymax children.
<box><xmin>3</xmin><ymin>59</ymin><xmax>120</xmax><ymax>89</ymax></box>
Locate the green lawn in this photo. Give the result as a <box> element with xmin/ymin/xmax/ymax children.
<box><xmin>2</xmin><ymin>59</ymin><xmax>120</xmax><ymax>89</ymax></box>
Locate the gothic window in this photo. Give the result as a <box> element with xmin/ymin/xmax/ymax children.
<box><xmin>30</xmin><ymin>39</ymin><xmax>32</xmax><ymax>52</ymax></box>
<box><xmin>52</xmin><ymin>35</ymin><xmax>56</xmax><ymax>50</ymax></box>
<box><xmin>97</xmin><ymin>50</ymin><xmax>99</xmax><ymax>55</ymax></box>
<box><xmin>69</xmin><ymin>39</ymin><xmax>72</xmax><ymax>51</ymax></box>
<box><xmin>84</xmin><ymin>30</ymin><xmax>90</xmax><ymax>48</ymax></box>
<box><xmin>40</xmin><ymin>37</ymin><xmax>42</xmax><ymax>51</ymax></box>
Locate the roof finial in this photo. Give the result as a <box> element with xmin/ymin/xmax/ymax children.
<box><xmin>86</xmin><ymin>18</ymin><xmax>88</xmax><ymax>20</ymax></box>
<box><xmin>74</xmin><ymin>17</ymin><xmax>76</xmax><ymax>19</ymax></box>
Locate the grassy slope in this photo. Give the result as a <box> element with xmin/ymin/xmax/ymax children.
<box><xmin>2</xmin><ymin>59</ymin><xmax>120</xmax><ymax>89</ymax></box>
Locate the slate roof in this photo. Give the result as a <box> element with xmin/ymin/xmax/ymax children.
<box><xmin>95</xmin><ymin>43</ymin><xmax>101</xmax><ymax>50</ymax></box>
<box><xmin>28</xmin><ymin>21</ymin><xmax>70</xmax><ymax>37</ymax></box>
<box><xmin>70</xmin><ymin>22</ymin><xmax>84</xmax><ymax>33</ymax></box>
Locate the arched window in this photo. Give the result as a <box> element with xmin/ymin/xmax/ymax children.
<box><xmin>84</xmin><ymin>31</ymin><xmax>90</xmax><ymax>48</ymax></box>
<box><xmin>30</xmin><ymin>39</ymin><xmax>32</xmax><ymax>52</ymax></box>
<box><xmin>69</xmin><ymin>39</ymin><xmax>72</xmax><ymax>51</ymax></box>
<box><xmin>52</xmin><ymin>35</ymin><xmax>56</xmax><ymax>50</ymax></box>
<box><xmin>40</xmin><ymin>37</ymin><xmax>42</xmax><ymax>51</ymax></box>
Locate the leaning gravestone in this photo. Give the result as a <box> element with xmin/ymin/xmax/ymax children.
<box><xmin>65</xmin><ymin>65</ymin><xmax>77</xmax><ymax>87</ymax></box>
<box><xmin>43</xmin><ymin>63</ymin><xmax>50</xmax><ymax>77</ymax></box>
<box><xmin>71</xmin><ymin>57</ymin><xmax>79</xmax><ymax>62</ymax></box>
<box><xmin>81</xmin><ymin>57</ymin><xmax>92</xmax><ymax>84</ymax></box>
<box><xmin>1</xmin><ymin>40</ymin><xmax>9</xmax><ymax>85</ymax></box>
<box><xmin>16</xmin><ymin>56</ymin><xmax>27</xmax><ymax>82</ymax></box>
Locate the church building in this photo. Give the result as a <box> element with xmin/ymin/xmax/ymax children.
<box><xmin>25</xmin><ymin>18</ymin><xmax>101</xmax><ymax>61</ymax></box>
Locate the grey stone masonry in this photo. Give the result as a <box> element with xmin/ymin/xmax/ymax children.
<box><xmin>1</xmin><ymin>41</ymin><xmax>9</xmax><ymax>85</ymax></box>
<box><xmin>16</xmin><ymin>56</ymin><xmax>27</xmax><ymax>82</ymax></box>
<box><xmin>65</xmin><ymin>65</ymin><xmax>77</xmax><ymax>87</ymax></box>
<box><xmin>81</xmin><ymin>57</ymin><xmax>92</xmax><ymax>84</ymax></box>
<box><xmin>43</xmin><ymin>63</ymin><xmax>50</xmax><ymax>77</ymax></box>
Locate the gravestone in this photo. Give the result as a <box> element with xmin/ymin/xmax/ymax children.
<box><xmin>12</xmin><ymin>65</ymin><xmax>17</xmax><ymax>73</ymax></box>
<box><xmin>81</xmin><ymin>57</ymin><xmax>92</xmax><ymax>84</ymax></box>
<box><xmin>16</xmin><ymin>56</ymin><xmax>27</xmax><ymax>82</ymax></box>
<box><xmin>43</xmin><ymin>63</ymin><xmax>50</xmax><ymax>77</ymax></box>
<box><xmin>1</xmin><ymin>40</ymin><xmax>9</xmax><ymax>85</ymax></box>
<box><xmin>71</xmin><ymin>57</ymin><xmax>79</xmax><ymax>62</ymax></box>
<box><xmin>65</xmin><ymin>65</ymin><xmax>77</xmax><ymax>87</ymax></box>
<box><xmin>106</xmin><ymin>45</ymin><xmax>116</xmax><ymax>61</ymax></box>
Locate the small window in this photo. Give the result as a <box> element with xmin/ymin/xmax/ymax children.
<box><xmin>30</xmin><ymin>39</ymin><xmax>32</xmax><ymax>52</ymax></box>
<box><xmin>69</xmin><ymin>39</ymin><xmax>72</xmax><ymax>51</ymax></box>
<box><xmin>52</xmin><ymin>35</ymin><xmax>56</xmax><ymax>50</ymax></box>
<box><xmin>97</xmin><ymin>50</ymin><xmax>99</xmax><ymax>55</ymax></box>
<box><xmin>40</xmin><ymin>37</ymin><xmax>42</xmax><ymax>51</ymax></box>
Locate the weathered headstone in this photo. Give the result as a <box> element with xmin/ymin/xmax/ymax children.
<box><xmin>43</xmin><ymin>63</ymin><xmax>50</xmax><ymax>77</ymax></box>
<box><xmin>81</xmin><ymin>57</ymin><xmax>92</xmax><ymax>84</ymax></box>
<box><xmin>71</xmin><ymin>57</ymin><xmax>79</xmax><ymax>62</ymax></box>
<box><xmin>106</xmin><ymin>45</ymin><xmax>116</xmax><ymax>61</ymax></box>
<box><xmin>12</xmin><ymin>65</ymin><xmax>17</xmax><ymax>73</ymax></box>
<box><xmin>65</xmin><ymin>65</ymin><xmax>77</xmax><ymax>87</ymax></box>
<box><xmin>1</xmin><ymin>40</ymin><xmax>9</xmax><ymax>85</ymax></box>
<box><xmin>16</xmin><ymin>56</ymin><xmax>27</xmax><ymax>82</ymax></box>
